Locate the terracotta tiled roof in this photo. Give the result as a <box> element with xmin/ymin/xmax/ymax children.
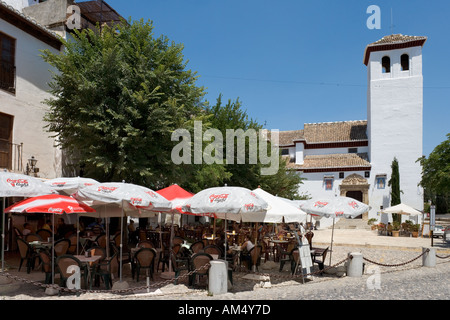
<box><xmin>279</xmin><ymin>130</ymin><xmax>304</xmax><ymax>146</ymax></box>
<box><xmin>303</xmin><ymin>120</ymin><xmax>367</xmax><ymax>143</ymax></box>
<box><xmin>368</xmin><ymin>34</ymin><xmax>427</xmax><ymax>46</ymax></box>
<box><xmin>279</xmin><ymin>121</ymin><xmax>367</xmax><ymax>146</ymax></box>
<box><xmin>363</xmin><ymin>34</ymin><xmax>427</xmax><ymax>65</ymax></box>
<box><xmin>283</xmin><ymin>153</ymin><xmax>371</xmax><ymax>171</ymax></box>
<box><xmin>301</xmin><ymin>153</ymin><xmax>371</xmax><ymax>169</ymax></box>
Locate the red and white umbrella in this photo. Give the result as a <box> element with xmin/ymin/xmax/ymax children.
<box><xmin>4</xmin><ymin>194</ymin><xmax>96</xmax><ymax>285</ymax></box>
<box><xmin>4</xmin><ymin>194</ymin><xmax>96</xmax><ymax>215</ymax></box>
<box><xmin>1</xmin><ymin>171</ymin><xmax>56</xmax><ymax>272</ymax></box>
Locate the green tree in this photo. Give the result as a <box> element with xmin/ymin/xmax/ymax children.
<box><xmin>41</xmin><ymin>19</ymin><xmax>207</xmax><ymax>187</ymax></box>
<box><xmin>417</xmin><ymin>133</ymin><xmax>450</xmax><ymax>213</ymax></box>
<box><xmin>388</xmin><ymin>157</ymin><xmax>402</xmax><ymax>223</ymax></box>
<box><xmin>205</xmin><ymin>95</ymin><xmax>305</xmax><ymax>198</ymax></box>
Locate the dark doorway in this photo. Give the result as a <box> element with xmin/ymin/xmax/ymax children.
<box><xmin>346</xmin><ymin>191</ymin><xmax>363</xmax><ymax>219</ymax></box>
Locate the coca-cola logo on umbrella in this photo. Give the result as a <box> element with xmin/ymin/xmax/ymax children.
<box><xmin>314</xmin><ymin>201</ymin><xmax>329</xmax><ymax>208</ymax></box>
<box><xmin>348</xmin><ymin>201</ymin><xmax>360</xmax><ymax>209</ymax></box>
<box><xmin>6</xmin><ymin>178</ymin><xmax>29</xmax><ymax>188</ymax></box>
<box><xmin>209</xmin><ymin>194</ymin><xmax>229</xmax><ymax>203</ymax></box>
<box><xmin>145</xmin><ymin>191</ymin><xmax>158</xmax><ymax>198</ymax></box>
<box><xmin>52</xmin><ymin>182</ymin><xmax>67</xmax><ymax>187</ymax></box>
<box><xmin>97</xmin><ymin>186</ymin><xmax>118</xmax><ymax>193</ymax></box>
<box><xmin>130</xmin><ymin>198</ymin><xmax>143</xmax><ymax>205</ymax></box>
<box><xmin>244</xmin><ymin>203</ymin><xmax>254</xmax><ymax>211</ymax></box>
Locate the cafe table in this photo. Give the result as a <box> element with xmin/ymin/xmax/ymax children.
<box><xmin>74</xmin><ymin>255</ymin><xmax>101</xmax><ymax>286</ymax></box>
<box><xmin>29</xmin><ymin>241</ymin><xmax>52</xmax><ymax>252</ymax></box>
<box><xmin>269</xmin><ymin>239</ymin><xmax>290</xmax><ymax>262</ymax></box>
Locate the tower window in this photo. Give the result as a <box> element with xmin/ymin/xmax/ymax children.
<box><xmin>382</xmin><ymin>56</ymin><xmax>390</xmax><ymax>73</ymax></box>
<box><xmin>401</xmin><ymin>54</ymin><xmax>409</xmax><ymax>71</ymax></box>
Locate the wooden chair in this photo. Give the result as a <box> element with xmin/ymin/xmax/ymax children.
<box><xmin>56</xmin><ymin>255</ymin><xmax>88</xmax><ymax>289</ymax></box>
<box><xmin>53</xmin><ymin>239</ymin><xmax>70</xmax><ymax>257</ymax></box>
<box><xmin>90</xmin><ymin>252</ymin><xmax>118</xmax><ymax>290</ymax></box>
<box><xmin>36</xmin><ymin>229</ymin><xmax>52</xmax><ymax>242</ymax></box>
<box><xmin>66</xmin><ymin>233</ymin><xmax>78</xmax><ymax>254</ymax></box>
<box><xmin>38</xmin><ymin>250</ymin><xmax>53</xmax><ymax>284</ymax></box>
<box><xmin>189</xmin><ymin>252</ymin><xmax>213</xmax><ymax>288</ymax></box>
<box><xmin>190</xmin><ymin>240</ymin><xmax>204</xmax><ymax>254</ymax></box>
<box><xmin>137</xmin><ymin>240</ymin><xmax>155</xmax><ymax>249</ymax></box>
<box><xmin>16</xmin><ymin>237</ymin><xmax>38</xmax><ymax>273</ymax></box>
<box><xmin>312</xmin><ymin>246</ymin><xmax>329</xmax><ymax>273</ymax></box>
<box><xmin>203</xmin><ymin>245</ymin><xmax>222</xmax><ymax>258</ymax></box>
<box><xmin>133</xmin><ymin>248</ymin><xmax>157</xmax><ymax>282</ymax></box>
<box><xmin>25</xmin><ymin>233</ymin><xmax>42</xmax><ymax>243</ymax></box>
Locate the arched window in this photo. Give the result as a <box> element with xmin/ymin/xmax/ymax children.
<box><xmin>401</xmin><ymin>54</ymin><xmax>409</xmax><ymax>71</ymax></box>
<box><xmin>382</xmin><ymin>56</ymin><xmax>390</xmax><ymax>73</ymax></box>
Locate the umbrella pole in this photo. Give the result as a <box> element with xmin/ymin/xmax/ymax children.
<box><xmin>224</xmin><ymin>214</ymin><xmax>227</xmax><ymax>259</ymax></box>
<box><xmin>1</xmin><ymin>197</ymin><xmax>5</xmax><ymax>272</ymax></box>
<box><xmin>76</xmin><ymin>215</ymin><xmax>79</xmax><ymax>255</ymax></box>
<box><xmin>119</xmin><ymin>200</ymin><xmax>124</xmax><ymax>282</ymax></box>
<box><xmin>52</xmin><ymin>212</ymin><xmax>55</xmax><ymax>285</ymax></box>
<box><xmin>329</xmin><ymin>217</ymin><xmax>335</xmax><ymax>266</ymax></box>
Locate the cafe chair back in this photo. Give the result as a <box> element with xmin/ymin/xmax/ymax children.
<box><xmin>95</xmin><ymin>234</ymin><xmax>107</xmax><ymax>248</ymax></box>
<box><xmin>91</xmin><ymin>252</ymin><xmax>118</xmax><ymax>290</ymax></box>
<box><xmin>133</xmin><ymin>247</ymin><xmax>157</xmax><ymax>282</ymax></box>
<box><xmin>87</xmin><ymin>246</ymin><xmax>107</xmax><ymax>262</ymax></box>
<box><xmin>37</xmin><ymin>229</ymin><xmax>52</xmax><ymax>242</ymax></box>
<box><xmin>137</xmin><ymin>240</ymin><xmax>154</xmax><ymax>248</ymax></box>
<box><xmin>56</xmin><ymin>254</ymin><xmax>88</xmax><ymax>289</ymax></box>
<box><xmin>203</xmin><ymin>245</ymin><xmax>223</xmax><ymax>258</ymax></box>
<box><xmin>25</xmin><ymin>233</ymin><xmax>43</xmax><ymax>243</ymax></box>
<box><xmin>189</xmin><ymin>252</ymin><xmax>213</xmax><ymax>288</ymax></box>
<box><xmin>38</xmin><ymin>249</ymin><xmax>53</xmax><ymax>284</ymax></box>
<box><xmin>53</xmin><ymin>238</ymin><xmax>70</xmax><ymax>257</ymax></box>
<box><xmin>190</xmin><ymin>240</ymin><xmax>204</xmax><ymax>254</ymax></box>
<box><xmin>16</xmin><ymin>237</ymin><xmax>38</xmax><ymax>273</ymax></box>
<box><xmin>66</xmin><ymin>233</ymin><xmax>79</xmax><ymax>255</ymax></box>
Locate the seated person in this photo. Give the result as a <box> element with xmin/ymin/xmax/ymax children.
<box><xmin>239</xmin><ymin>236</ymin><xmax>255</xmax><ymax>267</ymax></box>
<box><xmin>42</xmin><ymin>220</ymin><xmax>52</xmax><ymax>232</ymax></box>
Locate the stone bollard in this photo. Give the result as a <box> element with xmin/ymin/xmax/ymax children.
<box><xmin>422</xmin><ymin>247</ymin><xmax>436</xmax><ymax>267</ymax></box>
<box><xmin>208</xmin><ymin>260</ymin><xmax>228</xmax><ymax>295</ymax></box>
<box><xmin>347</xmin><ymin>252</ymin><xmax>363</xmax><ymax>277</ymax></box>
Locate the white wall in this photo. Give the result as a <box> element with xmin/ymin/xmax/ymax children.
<box><xmin>367</xmin><ymin>46</ymin><xmax>424</xmax><ymax>217</ymax></box>
<box><xmin>0</xmin><ymin>18</ymin><xmax>62</xmax><ymax>178</ymax></box>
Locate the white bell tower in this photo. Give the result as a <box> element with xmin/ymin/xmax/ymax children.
<box><xmin>364</xmin><ymin>34</ymin><xmax>426</xmax><ymax>212</ymax></box>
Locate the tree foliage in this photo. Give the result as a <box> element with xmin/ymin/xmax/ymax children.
<box><xmin>417</xmin><ymin>133</ymin><xmax>450</xmax><ymax>213</ymax></box>
<box><xmin>388</xmin><ymin>157</ymin><xmax>402</xmax><ymax>223</ymax></box>
<box><xmin>41</xmin><ymin>19</ymin><xmax>205</xmax><ymax>186</ymax></box>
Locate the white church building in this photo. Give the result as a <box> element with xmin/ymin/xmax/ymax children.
<box><xmin>280</xmin><ymin>34</ymin><xmax>426</xmax><ymax>226</ymax></box>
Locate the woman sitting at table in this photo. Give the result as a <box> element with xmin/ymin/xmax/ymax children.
<box><xmin>239</xmin><ymin>236</ymin><xmax>255</xmax><ymax>267</ymax></box>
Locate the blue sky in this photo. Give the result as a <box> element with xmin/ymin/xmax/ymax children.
<box><xmin>104</xmin><ymin>0</ymin><xmax>449</xmax><ymax>157</ymax></box>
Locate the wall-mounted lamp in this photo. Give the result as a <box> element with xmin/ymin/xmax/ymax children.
<box><xmin>26</xmin><ymin>156</ymin><xmax>39</xmax><ymax>177</ymax></box>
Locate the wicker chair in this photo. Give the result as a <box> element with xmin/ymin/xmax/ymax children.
<box><xmin>189</xmin><ymin>252</ymin><xmax>213</xmax><ymax>288</ymax></box>
<box><xmin>133</xmin><ymin>248</ymin><xmax>157</xmax><ymax>282</ymax></box>
<box><xmin>36</xmin><ymin>229</ymin><xmax>52</xmax><ymax>242</ymax></box>
<box><xmin>172</xmin><ymin>236</ymin><xmax>185</xmax><ymax>246</ymax></box>
<box><xmin>53</xmin><ymin>239</ymin><xmax>70</xmax><ymax>257</ymax></box>
<box><xmin>90</xmin><ymin>252</ymin><xmax>119</xmax><ymax>290</ymax></box>
<box><xmin>56</xmin><ymin>255</ymin><xmax>88</xmax><ymax>289</ymax></box>
<box><xmin>86</xmin><ymin>246</ymin><xmax>107</xmax><ymax>262</ymax></box>
<box><xmin>38</xmin><ymin>250</ymin><xmax>53</xmax><ymax>284</ymax></box>
<box><xmin>95</xmin><ymin>234</ymin><xmax>107</xmax><ymax>249</ymax></box>
<box><xmin>190</xmin><ymin>240</ymin><xmax>205</xmax><ymax>254</ymax></box>
<box><xmin>66</xmin><ymin>233</ymin><xmax>78</xmax><ymax>254</ymax></box>
<box><xmin>25</xmin><ymin>233</ymin><xmax>42</xmax><ymax>243</ymax></box>
<box><xmin>203</xmin><ymin>245</ymin><xmax>222</xmax><ymax>258</ymax></box>
<box><xmin>171</xmin><ymin>250</ymin><xmax>189</xmax><ymax>285</ymax></box>
<box><xmin>16</xmin><ymin>237</ymin><xmax>38</xmax><ymax>273</ymax></box>
<box><xmin>137</xmin><ymin>240</ymin><xmax>155</xmax><ymax>248</ymax></box>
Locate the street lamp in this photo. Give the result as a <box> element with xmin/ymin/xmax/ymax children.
<box><xmin>26</xmin><ymin>156</ymin><xmax>39</xmax><ymax>177</ymax></box>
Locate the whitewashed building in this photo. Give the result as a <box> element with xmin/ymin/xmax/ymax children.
<box><xmin>280</xmin><ymin>34</ymin><xmax>427</xmax><ymax>227</ymax></box>
<box><xmin>0</xmin><ymin>0</ymin><xmax>123</xmax><ymax>178</ymax></box>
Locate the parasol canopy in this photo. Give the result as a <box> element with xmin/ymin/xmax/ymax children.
<box><xmin>300</xmin><ymin>196</ymin><xmax>369</xmax><ymax>219</ymax></box>
<box><xmin>382</xmin><ymin>203</ymin><xmax>422</xmax><ymax>216</ymax></box>
<box><xmin>43</xmin><ymin>177</ymin><xmax>99</xmax><ymax>196</ymax></box>
<box><xmin>0</xmin><ymin>171</ymin><xmax>55</xmax><ymax>197</ymax></box>
<box><xmin>181</xmin><ymin>186</ymin><xmax>269</xmax><ymax>222</ymax></box>
<box><xmin>252</xmin><ymin>187</ymin><xmax>307</xmax><ymax>223</ymax></box>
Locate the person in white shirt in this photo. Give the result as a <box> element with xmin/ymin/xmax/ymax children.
<box><xmin>22</xmin><ymin>223</ymin><xmax>32</xmax><ymax>236</ymax></box>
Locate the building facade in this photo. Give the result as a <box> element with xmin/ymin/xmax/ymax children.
<box><xmin>280</xmin><ymin>34</ymin><xmax>426</xmax><ymax>226</ymax></box>
<box><xmin>0</xmin><ymin>0</ymin><xmax>123</xmax><ymax>178</ymax></box>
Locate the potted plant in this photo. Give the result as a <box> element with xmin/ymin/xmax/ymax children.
<box><xmin>411</xmin><ymin>224</ymin><xmax>420</xmax><ymax>237</ymax></box>
<box><xmin>368</xmin><ymin>218</ymin><xmax>378</xmax><ymax>230</ymax></box>
<box><xmin>391</xmin><ymin>221</ymin><xmax>401</xmax><ymax>237</ymax></box>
